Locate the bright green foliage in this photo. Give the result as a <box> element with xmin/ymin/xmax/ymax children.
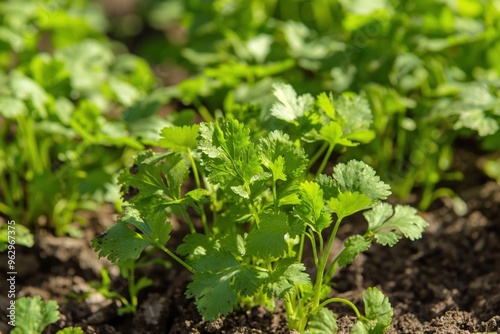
<box><xmin>199</xmin><ymin>119</ymin><xmax>264</xmax><ymax>197</ymax></box>
<box><xmin>0</xmin><ymin>223</ymin><xmax>34</xmax><ymax>252</ymax></box>
<box><xmin>246</xmin><ymin>212</ymin><xmax>290</xmax><ymax>258</ymax></box>
<box><xmin>365</xmin><ymin>203</ymin><xmax>429</xmax><ymax>247</ymax></box>
<box><xmin>92</xmin><ymin>209</ymin><xmax>171</xmax><ymax>265</ymax></box>
<box><xmin>0</xmin><ymin>0</ymin><xmax>169</xmax><ymax>236</ymax></box>
<box><xmin>271</xmin><ymin>83</ymin><xmax>315</xmax><ymax>122</ymax></box>
<box><xmin>158</xmin><ymin>125</ymin><xmax>200</xmax><ymax>153</ymax></box>
<box><xmin>12</xmin><ymin>296</ymin><xmax>59</xmax><ymax>334</ymax></box>
<box><xmin>306</xmin><ymin>308</ymin><xmax>338</xmax><ymax>334</ymax></box>
<box><xmin>295</xmin><ymin>181</ymin><xmax>332</xmax><ymax>232</ymax></box>
<box><xmin>352</xmin><ymin>288</ymin><xmax>393</xmax><ymax>334</ymax></box>
<box><xmin>94</xmin><ymin>87</ymin><xmax>428</xmax><ymax>332</ymax></box>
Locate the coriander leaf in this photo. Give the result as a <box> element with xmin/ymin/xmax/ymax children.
<box><xmin>258</xmin><ymin>130</ymin><xmax>309</xmax><ymax>201</ymax></box>
<box><xmin>271</xmin><ymin>83</ymin><xmax>314</xmax><ymax>122</ymax></box>
<box><xmin>233</xmin><ymin>266</ymin><xmax>266</xmax><ymax>297</ymax></box>
<box><xmin>319</xmin><ymin>121</ymin><xmax>357</xmax><ymax>147</ymax></box>
<box><xmin>187</xmin><ymin>249</ymin><xmax>264</xmax><ymax>320</ymax></box>
<box><xmin>92</xmin><ymin>223</ymin><xmax>150</xmax><ymax>264</ymax></box>
<box><xmin>306</xmin><ymin>308</ymin><xmax>338</xmax><ymax>334</ymax></box>
<box><xmin>453</xmin><ymin>109</ymin><xmax>499</xmax><ymax>136</ymax></box>
<box><xmin>295</xmin><ymin>181</ymin><xmax>332</xmax><ymax>232</ymax></box>
<box><xmin>317</xmin><ymin>92</ymin><xmax>335</xmax><ymax>119</ymax></box>
<box><xmin>158</xmin><ymin>124</ymin><xmax>200</xmax><ymax>153</ymax></box>
<box><xmin>265</xmin><ymin>258</ymin><xmax>310</xmax><ymax>298</ymax></box>
<box><xmin>332</xmin><ymin>160</ymin><xmax>391</xmax><ymax>202</ymax></box>
<box><xmin>334</xmin><ymin>93</ymin><xmax>373</xmax><ymax>135</ymax></box>
<box><xmin>316</xmin><ymin>174</ymin><xmax>340</xmax><ymax>201</ymax></box>
<box><xmin>364</xmin><ymin>203</ymin><xmax>428</xmax><ymax>247</ymax></box>
<box><xmin>327</xmin><ymin>191</ymin><xmax>372</xmax><ymax>220</ymax></box>
<box><xmin>118</xmin><ymin>150</ymin><xmax>189</xmax><ymax>206</ymax></box>
<box><xmin>192</xmin><ymin>251</ymin><xmax>239</xmax><ymax>272</ymax></box>
<box><xmin>199</xmin><ymin>119</ymin><xmax>263</xmax><ymax>193</ymax></box>
<box><xmin>12</xmin><ymin>296</ymin><xmax>59</xmax><ymax>334</ymax></box>
<box><xmin>337</xmin><ymin>235</ymin><xmax>371</xmax><ymax>267</ymax></box>
<box><xmin>177</xmin><ymin>233</ymin><xmax>213</xmax><ymax>258</ymax></box>
<box><xmin>352</xmin><ymin>288</ymin><xmax>393</xmax><ymax>334</ymax></box>
<box><xmin>92</xmin><ymin>209</ymin><xmax>171</xmax><ymax>264</ymax></box>
<box><xmin>246</xmin><ymin>212</ymin><xmax>289</xmax><ymax>258</ymax></box>
<box><xmin>187</xmin><ymin>271</ymin><xmax>238</xmax><ymax>321</ymax></box>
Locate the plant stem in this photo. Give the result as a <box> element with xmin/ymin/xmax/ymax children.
<box><xmin>316</xmin><ymin>144</ymin><xmax>335</xmax><ymax>177</ymax></box>
<box><xmin>313</xmin><ymin>297</ymin><xmax>362</xmax><ymax>318</ymax></box>
<box><xmin>157</xmin><ymin>244</ymin><xmax>194</xmax><ymax>273</ymax></box>
<box><xmin>308</xmin><ymin>142</ymin><xmax>328</xmax><ymax>170</ymax></box>
<box><xmin>188</xmin><ymin>152</ymin><xmax>209</xmax><ymax>234</ymax></box>
<box><xmin>312</xmin><ymin>217</ymin><xmax>343</xmax><ymax>309</ymax></box>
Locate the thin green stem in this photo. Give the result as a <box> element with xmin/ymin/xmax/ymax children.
<box><xmin>188</xmin><ymin>152</ymin><xmax>209</xmax><ymax>234</ymax></box>
<box><xmin>272</xmin><ymin>177</ymin><xmax>278</xmax><ymax>213</ymax></box>
<box><xmin>127</xmin><ymin>262</ymin><xmax>138</xmax><ymax>312</ymax></box>
<box><xmin>308</xmin><ymin>142</ymin><xmax>328</xmax><ymax>170</ymax></box>
<box><xmin>157</xmin><ymin>244</ymin><xmax>194</xmax><ymax>273</ymax></box>
<box><xmin>313</xmin><ymin>217</ymin><xmax>343</xmax><ymax>308</ymax></box>
<box><xmin>313</xmin><ymin>297</ymin><xmax>362</xmax><ymax>319</ymax></box>
<box><xmin>316</xmin><ymin>144</ymin><xmax>335</xmax><ymax>177</ymax></box>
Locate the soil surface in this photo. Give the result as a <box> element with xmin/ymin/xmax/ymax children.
<box><xmin>1</xmin><ymin>150</ymin><xmax>500</xmax><ymax>334</ymax></box>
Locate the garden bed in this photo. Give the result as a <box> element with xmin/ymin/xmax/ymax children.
<box><xmin>1</xmin><ymin>150</ymin><xmax>499</xmax><ymax>334</ymax></box>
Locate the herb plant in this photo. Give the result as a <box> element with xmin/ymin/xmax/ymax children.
<box><xmin>93</xmin><ymin>84</ymin><xmax>428</xmax><ymax>332</ymax></box>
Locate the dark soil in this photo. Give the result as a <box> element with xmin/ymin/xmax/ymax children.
<box><xmin>1</xmin><ymin>156</ymin><xmax>500</xmax><ymax>333</ymax></box>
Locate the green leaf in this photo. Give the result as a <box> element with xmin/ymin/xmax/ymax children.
<box><xmin>246</xmin><ymin>212</ymin><xmax>289</xmax><ymax>258</ymax></box>
<box><xmin>327</xmin><ymin>191</ymin><xmax>372</xmax><ymax>219</ymax></box>
<box><xmin>29</xmin><ymin>54</ymin><xmax>71</xmax><ymax>97</ymax></box>
<box><xmin>453</xmin><ymin>109</ymin><xmax>499</xmax><ymax>136</ymax></box>
<box><xmin>319</xmin><ymin>121</ymin><xmax>357</xmax><ymax>147</ymax></box>
<box><xmin>265</xmin><ymin>258</ymin><xmax>310</xmax><ymax>298</ymax></box>
<box><xmin>317</xmin><ymin>92</ymin><xmax>335</xmax><ymax>119</ymax></box>
<box><xmin>271</xmin><ymin>83</ymin><xmax>314</xmax><ymax>122</ymax></box>
<box><xmin>259</xmin><ymin>130</ymin><xmax>309</xmax><ymax>201</ymax></box>
<box><xmin>92</xmin><ymin>222</ymin><xmax>151</xmax><ymax>265</ymax></box>
<box><xmin>306</xmin><ymin>308</ymin><xmax>338</xmax><ymax>334</ymax></box>
<box><xmin>337</xmin><ymin>235</ymin><xmax>372</xmax><ymax>267</ymax></box>
<box><xmin>10</xmin><ymin>71</ymin><xmax>49</xmax><ymax>118</ymax></box>
<box><xmin>158</xmin><ymin>124</ymin><xmax>200</xmax><ymax>153</ymax></box>
<box><xmin>12</xmin><ymin>296</ymin><xmax>59</xmax><ymax>334</ymax></box>
<box><xmin>0</xmin><ymin>223</ymin><xmax>34</xmax><ymax>252</ymax></box>
<box><xmin>334</xmin><ymin>93</ymin><xmax>373</xmax><ymax>135</ymax></box>
<box><xmin>118</xmin><ymin>150</ymin><xmax>189</xmax><ymax>207</ymax></box>
<box><xmin>332</xmin><ymin>160</ymin><xmax>391</xmax><ymax>202</ymax></box>
<box><xmin>92</xmin><ymin>209</ymin><xmax>171</xmax><ymax>264</ymax></box>
<box><xmin>187</xmin><ymin>271</ymin><xmax>238</xmax><ymax>321</ymax></box>
<box><xmin>295</xmin><ymin>181</ymin><xmax>332</xmax><ymax>232</ymax></box>
<box><xmin>0</xmin><ymin>96</ymin><xmax>26</xmax><ymax>118</ymax></box>
<box><xmin>199</xmin><ymin>119</ymin><xmax>263</xmax><ymax>192</ymax></box>
<box><xmin>352</xmin><ymin>287</ymin><xmax>393</xmax><ymax>334</ymax></box>
<box><xmin>364</xmin><ymin>203</ymin><xmax>428</xmax><ymax>247</ymax></box>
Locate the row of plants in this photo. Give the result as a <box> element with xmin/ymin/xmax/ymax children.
<box><xmin>0</xmin><ymin>0</ymin><xmax>175</xmax><ymax>236</ymax></box>
<box><xmin>125</xmin><ymin>0</ymin><xmax>500</xmax><ymax>211</ymax></box>
<box><xmin>1</xmin><ymin>0</ymin><xmax>499</xmax><ymax>333</ymax></box>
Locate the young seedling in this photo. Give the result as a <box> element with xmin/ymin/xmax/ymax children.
<box><xmin>93</xmin><ymin>85</ymin><xmax>428</xmax><ymax>333</ymax></box>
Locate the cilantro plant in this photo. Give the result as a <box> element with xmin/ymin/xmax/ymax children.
<box><xmin>93</xmin><ymin>84</ymin><xmax>427</xmax><ymax>332</ymax></box>
<box><xmin>11</xmin><ymin>296</ymin><xmax>84</xmax><ymax>334</ymax></box>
